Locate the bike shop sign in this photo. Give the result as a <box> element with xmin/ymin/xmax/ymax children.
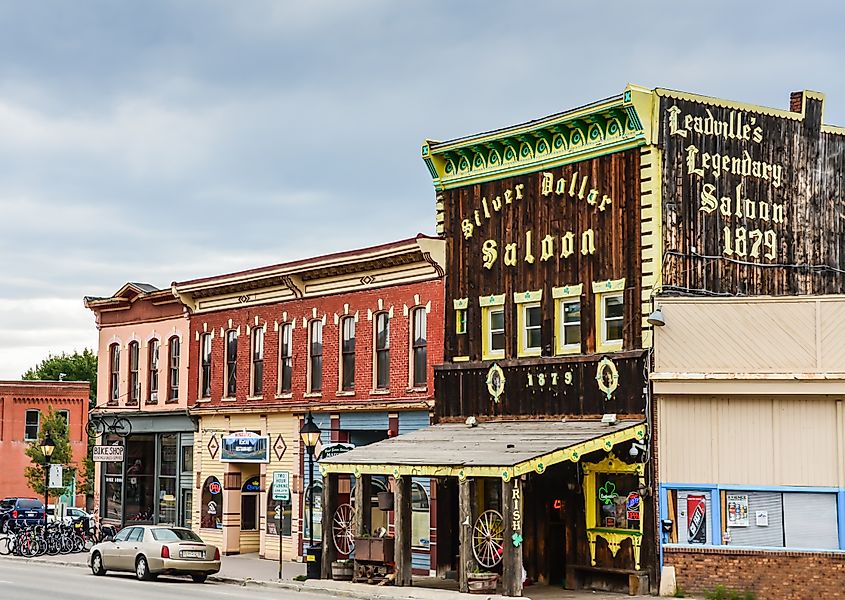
<box><xmin>93</xmin><ymin>445</ymin><xmax>125</xmax><ymax>462</ymax></box>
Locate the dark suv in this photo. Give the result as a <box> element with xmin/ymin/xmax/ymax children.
<box><xmin>0</xmin><ymin>497</ymin><xmax>45</xmax><ymax>532</ymax></box>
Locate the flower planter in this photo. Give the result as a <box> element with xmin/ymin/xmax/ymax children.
<box><xmin>467</xmin><ymin>573</ymin><xmax>499</xmax><ymax>594</ymax></box>
<box><xmin>354</xmin><ymin>536</ymin><xmax>395</xmax><ymax>562</ymax></box>
<box><xmin>332</xmin><ymin>560</ymin><xmax>354</xmax><ymax>581</ymax></box>
<box><xmin>377</xmin><ymin>491</ymin><xmax>394</xmax><ymax>511</ymax></box>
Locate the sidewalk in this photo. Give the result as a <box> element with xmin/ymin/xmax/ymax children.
<box><xmin>0</xmin><ymin>550</ymin><xmax>650</xmax><ymax>600</ymax></box>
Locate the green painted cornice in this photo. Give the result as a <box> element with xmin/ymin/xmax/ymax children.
<box><xmin>422</xmin><ymin>84</ymin><xmax>656</xmax><ymax>190</ymax></box>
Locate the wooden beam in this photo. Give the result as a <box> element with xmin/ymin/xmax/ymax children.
<box><xmin>502</xmin><ymin>478</ymin><xmax>524</xmax><ymax>597</ymax></box>
<box><xmin>458</xmin><ymin>478</ymin><xmax>475</xmax><ymax>593</ymax></box>
<box><xmin>355</xmin><ymin>475</ymin><xmax>372</xmax><ymax>536</ymax></box>
<box><xmin>394</xmin><ymin>477</ymin><xmax>413</xmax><ymax>587</ymax></box>
<box><xmin>321</xmin><ymin>473</ymin><xmax>339</xmax><ymax>579</ymax></box>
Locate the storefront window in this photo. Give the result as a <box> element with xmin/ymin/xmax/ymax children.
<box><xmin>411</xmin><ymin>480</ymin><xmax>430</xmax><ymax>548</ymax></box>
<box><xmin>125</xmin><ymin>435</ymin><xmax>156</xmax><ymax>522</ymax></box>
<box><xmin>103</xmin><ymin>435</ymin><xmax>123</xmax><ymax>521</ymax></box>
<box><xmin>267</xmin><ymin>488</ymin><xmax>292</xmax><ymax>536</ymax></box>
<box><xmin>201</xmin><ymin>476</ymin><xmax>222</xmax><ymax>529</ymax></box>
<box><xmin>241</xmin><ymin>476</ymin><xmax>260</xmax><ymax>531</ymax></box>
<box><xmin>182</xmin><ymin>490</ymin><xmax>193</xmax><ymax>529</ymax></box>
<box><xmin>181</xmin><ymin>445</ymin><xmax>193</xmax><ymax>475</ymax></box>
<box><xmin>596</xmin><ymin>473</ymin><xmax>640</xmax><ymax>531</ymax></box>
<box><xmin>304</xmin><ymin>482</ymin><xmax>323</xmax><ymax>541</ymax></box>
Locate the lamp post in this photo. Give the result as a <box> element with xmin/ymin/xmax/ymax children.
<box><xmin>299</xmin><ymin>411</ymin><xmax>321</xmax><ymax>548</ymax></box>
<box><xmin>40</xmin><ymin>434</ymin><xmax>55</xmax><ymax>527</ymax></box>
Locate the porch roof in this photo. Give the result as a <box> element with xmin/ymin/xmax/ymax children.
<box><xmin>320</xmin><ymin>418</ymin><xmax>646</xmax><ymax>480</ymax></box>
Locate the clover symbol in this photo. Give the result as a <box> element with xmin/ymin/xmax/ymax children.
<box><xmin>512</xmin><ymin>532</ymin><xmax>523</xmax><ymax>547</ymax></box>
<box><xmin>599</xmin><ymin>481</ymin><xmax>618</xmax><ymax>505</ymax></box>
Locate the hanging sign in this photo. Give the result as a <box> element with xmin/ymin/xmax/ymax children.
<box><xmin>317</xmin><ymin>442</ymin><xmax>355</xmax><ymax>462</ymax></box>
<box><xmin>220</xmin><ymin>431</ymin><xmax>270</xmax><ymax>463</ymax></box>
<box><xmin>93</xmin><ymin>445</ymin><xmax>125</xmax><ymax>462</ymax></box>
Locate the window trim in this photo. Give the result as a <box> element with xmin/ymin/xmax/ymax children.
<box><xmin>24</xmin><ymin>409</ymin><xmax>40</xmax><ymax>441</ymax></box>
<box><xmin>308</xmin><ymin>319</ymin><xmax>323</xmax><ymax>394</ymax></box>
<box><xmin>410</xmin><ymin>306</ymin><xmax>428</xmax><ymax>388</ymax></box>
<box><xmin>514</xmin><ymin>290</ymin><xmax>543</xmax><ymax>358</ymax></box>
<box><xmin>278</xmin><ymin>323</ymin><xmax>293</xmax><ymax>394</ymax></box>
<box><xmin>453</xmin><ymin>298</ymin><xmax>468</xmax><ymax>335</ymax></box>
<box><xmin>250</xmin><ymin>326</ymin><xmax>264</xmax><ymax>398</ymax></box>
<box><xmin>373</xmin><ymin>311</ymin><xmax>391</xmax><ymax>390</ymax></box>
<box><xmin>200</xmin><ymin>333</ymin><xmax>212</xmax><ymax>399</ymax></box>
<box><xmin>339</xmin><ymin>316</ymin><xmax>356</xmax><ymax>392</ymax></box>
<box><xmin>128</xmin><ymin>341</ymin><xmax>140</xmax><ymax>404</ymax></box>
<box><xmin>147</xmin><ymin>338</ymin><xmax>160</xmax><ymax>404</ymax></box>
<box><xmin>225</xmin><ymin>329</ymin><xmax>238</xmax><ymax>398</ymax></box>
<box><xmin>553</xmin><ymin>284</ymin><xmax>583</xmax><ymax>355</ymax></box>
<box><xmin>167</xmin><ymin>336</ymin><xmax>181</xmax><ymax>401</ymax></box>
<box><xmin>108</xmin><ymin>343</ymin><xmax>120</xmax><ymax>404</ymax></box>
<box><xmin>479</xmin><ymin>294</ymin><xmax>506</xmax><ymax>360</ymax></box>
<box><xmin>592</xmin><ymin>279</ymin><xmax>625</xmax><ymax>353</ymax></box>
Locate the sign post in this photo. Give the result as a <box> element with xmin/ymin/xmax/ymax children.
<box><xmin>272</xmin><ymin>472</ymin><xmax>291</xmax><ymax>579</ymax></box>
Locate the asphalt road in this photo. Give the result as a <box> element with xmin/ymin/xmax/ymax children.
<box><xmin>0</xmin><ymin>559</ymin><xmax>336</xmax><ymax>600</ymax></box>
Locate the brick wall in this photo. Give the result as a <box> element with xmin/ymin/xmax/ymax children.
<box><xmin>665</xmin><ymin>546</ymin><xmax>845</xmax><ymax>600</ymax></box>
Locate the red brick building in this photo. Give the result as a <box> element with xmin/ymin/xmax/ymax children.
<box><xmin>0</xmin><ymin>381</ymin><xmax>89</xmax><ymax>506</ymax></box>
<box><xmin>172</xmin><ymin>235</ymin><xmax>445</xmax><ymax>567</ymax></box>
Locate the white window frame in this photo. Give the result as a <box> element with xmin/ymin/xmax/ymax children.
<box><xmin>514</xmin><ymin>290</ymin><xmax>543</xmax><ymax>358</ymax></box>
<box><xmin>308</xmin><ymin>319</ymin><xmax>323</xmax><ymax>394</ymax></box>
<box><xmin>553</xmin><ymin>284</ymin><xmax>583</xmax><ymax>355</ymax></box>
<box><xmin>200</xmin><ymin>333</ymin><xmax>212</xmax><ymax>399</ymax></box>
<box><xmin>24</xmin><ymin>409</ymin><xmax>40</xmax><ymax>441</ymax></box>
<box><xmin>373</xmin><ymin>312</ymin><xmax>390</xmax><ymax>390</ymax></box>
<box><xmin>278</xmin><ymin>323</ymin><xmax>293</xmax><ymax>394</ymax></box>
<box><xmin>592</xmin><ymin>279</ymin><xmax>625</xmax><ymax>353</ymax></box>
<box><xmin>409</xmin><ymin>306</ymin><xmax>428</xmax><ymax>388</ymax></box>
<box><xmin>479</xmin><ymin>294</ymin><xmax>506</xmax><ymax>360</ymax></box>
<box><xmin>250</xmin><ymin>326</ymin><xmax>264</xmax><ymax>397</ymax></box>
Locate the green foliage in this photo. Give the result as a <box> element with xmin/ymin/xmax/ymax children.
<box><xmin>22</xmin><ymin>348</ymin><xmax>98</xmax><ymax>407</ymax></box>
<box><xmin>704</xmin><ymin>586</ymin><xmax>755</xmax><ymax>600</ymax></box>
<box><xmin>294</xmin><ymin>575</ymin><xmax>308</xmax><ymax>582</ymax></box>
<box><xmin>673</xmin><ymin>584</ymin><xmax>686</xmax><ymax>597</ymax></box>
<box><xmin>24</xmin><ymin>408</ymin><xmax>77</xmax><ymax>500</ymax></box>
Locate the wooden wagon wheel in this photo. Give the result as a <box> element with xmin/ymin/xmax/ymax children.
<box><xmin>332</xmin><ymin>502</ymin><xmax>355</xmax><ymax>555</ymax></box>
<box><xmin>472</xmin><ymin>509</ymin><xmax>504</xmax><ymax>568</ymax></box>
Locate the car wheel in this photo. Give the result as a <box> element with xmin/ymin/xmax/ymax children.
<box><xmin>135</xmin><ymin>555</ymin><xmax>153</xmax><ymax>581</ymax></box>
<box><xmin>91</xmin><ymin>552</ymin><xmax>107</xmax><ymax>576</ymax></box>
<box><xmin>191</xmin><ymin>574</ymin><xmax>208</xmax><ymax>583</ymax></box>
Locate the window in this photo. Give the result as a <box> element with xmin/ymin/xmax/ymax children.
<box><xmin>309</xmin><ymin>320</ymin><xmax>323</xmax><ymax>393</ymax></box>
<box><xmin>158</xmin><ymin>434</ymin><xmax>178</xmax><ymax>524</ymax></box>
<box><xmin>56</xmin><ymin>410</ymin><xmax>69</xmax><ymax>426</ymax></box>
<box><xmin>200</xmin><ymin>476</ymin><xmax>222</xmax><ymax>529</ymax></box>
<box><xmin>480</xmin><ymin>294</ymin><xmax>506</xmax><ymax>360</ymax></box>
<box><xmin>24</xmin><ymin>409</ymin><xmax>40</xmax><ymax>440</ymax></box>
<box><xmin>108</xmin><ymin>343</ymin><xmax>120</xmax><ymax>404</ymax></box>
<box><xmin>515</xmin><ymin>291</ymin><xmax>543</xmax><ymax>357</ymax></box>
<box><xmin>148</xmin><ymin>339</ymin><xmax>160</xmax><ymax>403</ymax></box>
<box><xmin>411</xmin><ymin>480</ymin><xmax>430</xmax><ymax>548</ymax></box>
<box><xmin>340</xmin><ymin>317</ymin><xmax>355</xmax><ymax>391</ymax></box>
<box><xmin>251</xmin><ymin>327</ymin><xmax>264</xmax><ymax>397</ymax></box>
<box><xmin>304</xmin><ymin>482</ymin><xmax>323</xmax><ymax>541</ymax></box>
<box><xmin>374</xmin><ymin>312</ymin><xmax>390</xmax><ymax>389</ymax></box>
<box><xmin>200</xmin><ymin>333</ymin><xmax>212</xmax><ymax>399</ymax></box>
<box><xmin>240</xmin><ymin>477</ymin><xmax>260</xmax><ymax>531</ymax></box>
<box><xmin>128</xmin><ymin>528</ymin><xmax>144</xmax><ymax>542</ymax></box>
<box><xmin>593</xmin><ymin>279</ymin><xmax>625</xmax><ymax>353</ymax></box>
<box><xmin>454</xmin><ymin>298</ymin><xmax>468</xmax><ymax>335</ymax></box>
<box><xmin>113</xmin><ymin>527</ymin><xmax>133</xmax><ymax>543</ymax></box>
<box><xmin>411</xmin><ymin>308</ymin><xmax>427</xmax><ymax>387</ymax></box>
<box><xmin>553</xmin><ymin>285</ymin><xmax>583</xmax><ymax>355</ymax></box>
<box><xmin>225</xmin><ymin>330</ymin><xmax>238</xmax><ymax>397</ymax></box>
<box><xmin>168</xmin><ymin>336</ymin><xmax>180</xmax><ymax>401</ymax></box>
<box><xmin>279</xmin><ymin>323</ymin><xmax>292</xmax><ymax>394</ymax></box>
<box><xmin>128</xmin><ymin>341</ymin><xmax>140</xmax><ymax>404</ymax></box>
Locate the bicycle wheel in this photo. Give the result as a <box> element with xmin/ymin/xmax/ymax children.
<box><xmin>86</xmin><ymin>419</ymin><xmax>105</xmax><ymax>438</ymax></box>
<box><xmin>112</xmin><ymin>418</ymin><xmax>132</xmax><ymax>437</ymax></box>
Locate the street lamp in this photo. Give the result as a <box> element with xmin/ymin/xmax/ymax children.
<box><xmin>299</xmin><ymin>412</ymin><xmax>321</xmax><ymax>548</ymax></box>
<box><xmin>40</xmin><ymin>434</ymin><xmax>55</xmax><ymax>527</ymax></box>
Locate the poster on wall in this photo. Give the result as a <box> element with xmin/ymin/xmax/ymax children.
<box><xmin>727</xmin><ymin>494</ymin><xmax>750</xmax><ymax>527</ymax></box>
<box><xmin>687</xmin><ymin>494</ymin><xmax>707</xmax><ymax>544</ymax></box>
<box><xmin>220</xmin><ymin>431</ymin><xmax>270</xmax><ymax>463</ymax></box>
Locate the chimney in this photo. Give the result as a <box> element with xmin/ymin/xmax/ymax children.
<box><xmin>789</xmin><ymin>91</ymin><xmax>804</xmax><ymax>113</ymax></box>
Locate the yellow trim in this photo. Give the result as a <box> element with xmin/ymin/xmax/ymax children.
<box><xmin>639</xmin><ymin>146</ymin><xmax>663</xmax><ymax>348</ymax></box>
<box><xmin>320</xmin><ymin>423</ymin><xmax>647</xmax><ymax>480</ymax></box>
<box><xmin>482</xmin><ymin>304</ymin><xmax>506</xmax><ymax>360</ymax></box>
<box><xmin>595</xmin><ymin>291</ymin><xmax>624</xmax><ymax>353</ymax></box>
<box><xmin>452</xmin><ymin>356</ymin><xmax>470</xmax><ymax>363</ymax></box>
<box><xmin>516</xmin><ymin>301</ymin><xmax>542</xmax><ymax>358</ymax></box>
<box><xmin>552</xmin><ymin>284</ymin><xmax>583</xmax><ymax>299</ymax></box>
<box><xmin>453</xmin><ymin>298</ymin><xmax>469</xmax><ymax>310</ymax></box>
<box><xmin>513</xmin><ymin>289</ymin><xmax>542</xmax><ymax>304</ymax></box>
<box><xmin>554</xmin><ymin>290</ymin><xmax>582</xmax><ymax>356</ymax></box>
<box><xmin>478</xmin><ymin>293</ymin><xmax>505</xmax><ymax>308</ymax></box>
<box><xmin>591</xmin><ymin>278</ymin><xmax>626</xmax><ymax>293</ymax></box>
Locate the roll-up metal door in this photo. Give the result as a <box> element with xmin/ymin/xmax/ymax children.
<box><xmin>728</xmin><ymin>492</ymin><xmax>783</xmax><ymax>547</ymax></box>
<box><xmin>783</xmin><ymin>492</ymin><xmax>839</xmax><ymax>549</ymax></box>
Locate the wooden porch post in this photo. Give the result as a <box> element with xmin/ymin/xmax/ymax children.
<box><xmin>502</xmin><ymin>477</ymin><xmax>524</xmax><ymax>597</ymax></box>
<box><xmin>458</xmin><ymin>477</ymin><xmax>475</xmax><ymax>593</ymax></box>
<box><xmin>354</xmin><ymin>475</ymin><xmax>372</xmax><ymax>537</ymax></box>
<box><xmin>394</xmin><ymin>476</ymin><xmax>413</xmax><ymax>586</ymax></box>
<box><xmin>321</xmin><ymin>473</ymin><xmax>338</xmax><ymax>579</ymax></box>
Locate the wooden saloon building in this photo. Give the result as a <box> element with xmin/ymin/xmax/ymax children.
<box><xmin>320</xmin><ymin>85</ymin><xmax>845</xmax><ymax>598</ymax></box>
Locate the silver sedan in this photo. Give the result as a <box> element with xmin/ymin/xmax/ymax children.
<box><xmin>88</xmin><ymin>525</ymin><xmax>221</xmax><ymax>583</ymax></box>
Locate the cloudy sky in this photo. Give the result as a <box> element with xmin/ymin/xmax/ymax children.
<box><xmin>1</xmin><ymin>0</ymin><xmax>843</xmax><ymax>379</ymax></box>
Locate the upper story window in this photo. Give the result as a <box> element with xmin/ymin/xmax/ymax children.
<box><xmin>24</xmin><ymin>409</ymin><xmax>40</xmax><ymax>441</ymax></box>
<box><xmin>251</xmin><ymin>327</ymin><xmax>264</xmax><ymax>397</ymax></box>
<box><xmin>515</xmin><ymin>290</ymin><xmax>543</xmax><ymax>358</ymax></box>
<box><xmin>479</xmin><ymin>294</ymin><xmax>506</xmax><ymax>360</ymax></box>
<box><xmin>168</xmin><ymin>336</ymin><xmax>180</xmax><ymax>401</ymax></box>
<box><xmin>309</xmin><ymin>320</ymin><xmax>323</xmax><ymax>393</ymax></box>
<box><xmin>454</xmin><ymin>298</ymin><xmax>468</xmax><ymax>335</ymax></box>
<box><xmin>593</xmin><ymin>279</ymin><xmax>625</xmax><ymax>353</ymax></box>
<box><xmin>340</xmin><ymin>316</ymin><xmax>355</xmax><ymax>391</ymax></box>
<box><xmin>225</xmin><ymin>329</ymin><xmax>238</xmax><ymax>397</ymax></box>
<box><xmin>411</xmin><ymin>307</ymin><xmax>427</xmax><ymax>388</ymax></box>
<box><xmin>148</xmin><ymin>339</ymin><xmax>160</xmax><ymax>403</ymax></box>
<box><xmin>56</xmin><ymin>410</ymin><xmax>69</xmax><ymax>425</ymax></box>
<box><xmin>553</xmin><ymin>285</ymin><xmax>583</xmax><ymax>355</ymax></box>
<box><xmin>200</xmin><ymin>333</ymin><xmax>212</xmax><ymax>399</ymax></box>
<box><xmin>279</xmin><ymin>323</ymin><xmax>292</xmax><ymax>394</ymax></box>
<box><xmin>374</xmin><ymin>312</ymin><xmax>390</xmax><ymax>390</ymax></box>
<box><xmin>108</xmin><ymin>343</ymin><xmax>120</xmax><ymax>404</ymax></box>
<box><xmin>128</xmin><ymin>341</ymin><xmax>140</xmax><ymax>405</ymax></box>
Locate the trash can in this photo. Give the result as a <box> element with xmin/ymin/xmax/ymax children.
<box><xmin>306</xmin><ymin>545</ymin><xmax>322</xmax><ymax>579</ymax></box>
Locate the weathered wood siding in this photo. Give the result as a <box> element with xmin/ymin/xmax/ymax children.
<box><xmin>659</xmin><ymin>93</ymin><xmax>845</xmax><ymax>295</ymax></box>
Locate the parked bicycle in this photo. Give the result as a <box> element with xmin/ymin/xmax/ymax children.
<box><xmin>86</xmin><ymin>416</ymin><xmax>132</xmax><ymax>438</ymax></box>
<box><xmin>0</xmin><ymin>519</ymin><xmax>113</xmax><ymax>557</ymax></box>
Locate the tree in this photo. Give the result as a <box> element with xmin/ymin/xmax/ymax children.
<box><xmin>24</xmin><ymin>408</ymin><xmax>77</xmax><ymax>500</ymax></box>
<box><xmin>22</xmin><ymin>348</ymin><xmax>97</xmax><ymax>408</ymax></box>
<box><xmin>22</xmin><ymin>348</ymin><xmax>98</xmax><ymax>496</ymax></box>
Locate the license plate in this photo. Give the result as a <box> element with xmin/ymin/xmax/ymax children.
<box><xmin>27</xmin><ymin>512</ymin><xmax>37</xmax><ymax>518</ymax></box>
<box><xmin>180</xmin><ymin>550</ymin><xmax>204</xmax><ymax>559</ymax></box>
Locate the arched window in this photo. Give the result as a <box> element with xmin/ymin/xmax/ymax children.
<box><xmin>278</xmin><ymin>323</ymin><xmax>292</xmax><ymax>394</ymax></box>
<box><xmin>251</xmin><ymin>327</ymin><xmax>264</xmax><ymax>396</ymax></box>
<box><xmin>200</xmin><ymin>333</ymin><xmax>212</xmax><ymax>399</ymax></box>
<box><xmin>308</xmin><ymin>320</ymin><xmax>323</xmax><ymax>393</ymax></box>
<box><xmin>225</xmin><ymin>330</ymin><xmax>238</xmax><ymax>397</ymax></box>
<box><xmin>168</xmin><ymin>336</ymin><xmax>180</xmax><ymax>401</ymax></box>
<box><xmin>267</xmin><ymin>486</ymin><xmax>292</xmax><ymax>536</ymax></box>
<box><xmin>410</xmin><ymin>308</ymin><xmax>427</xmax><ymax>387</ymax></box>
<box><xmin>304</xmin><ymin>481</ymin><xmax>323</xmax><ymax>541</ymax></box>
<box><xmin>374</xmin><ymin>312</ymin><xmax>390</xmax><ymax>389</ymax></box>
<box><xmin>147</xmin><ymin>339</ymin><xmax>160</xmax><ymax>403</ymax></box>
<box><xmin>109</xmin><ymin>343</ymin><xmax>120</xmax><ymax>404</ymax></box>
<box><xmin>411</xmin><ymin>480</ymin><xmax>430</xmax><ymax>548</ymax></box>
<box><xmin>200</xmin><ymin>476</ymin><xmax>222</xmax><ymax>529</ymax></box>
<box><xmin>340</xmin><ymin>316</ymin><xmax>355</xmax><ymax>391</ymax></box>
<box><xmin>128</xmin><ymin>341</ymin><xmax>140</xmax><ymax>405</ymax></box>
<box><xmin>241</xmin><ymin>476</ymin><xmax>260</xmax><ymax>531</ymax></box>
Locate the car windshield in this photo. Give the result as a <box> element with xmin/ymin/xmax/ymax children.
<box><xmin>18</xmin><ymin>499</ymin><xmax>42</xmax><ymax>509</ymax></box>
<box><xmin>1</xmin><ymin>500</ymin><xmax>14</xmax><ymax>509</ymax></box>
<box><xmin>151</xmin><ymin>528</ymin><xmax>203</xmax><ymax>542</ymax></box>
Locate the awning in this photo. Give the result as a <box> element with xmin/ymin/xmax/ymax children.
<box><xmin>320</xmin><ymin>419</ymin><xmax>646</xmax><ymax>481</ymax></box>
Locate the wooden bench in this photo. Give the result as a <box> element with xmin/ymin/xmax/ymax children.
<box><xmin>567</xmin><ymin>564</ymin><xmax>649</xmax><ymax>596</ymax></box>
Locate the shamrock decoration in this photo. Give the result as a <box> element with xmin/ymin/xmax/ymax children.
<box><xmin>598</xmin><ymin>481</ymin><xmax>618</xmax><ymax>505</ymax></box>
<box><xmin>512</xmin><ymin>532</ymin><xmax>523</xmax><ymax>547</ymax></box>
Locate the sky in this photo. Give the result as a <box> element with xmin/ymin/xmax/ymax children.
<box><xmin>1</xmin><ymin>0</ymin><xmax>843</xmax><ymax>379</ymax></box>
